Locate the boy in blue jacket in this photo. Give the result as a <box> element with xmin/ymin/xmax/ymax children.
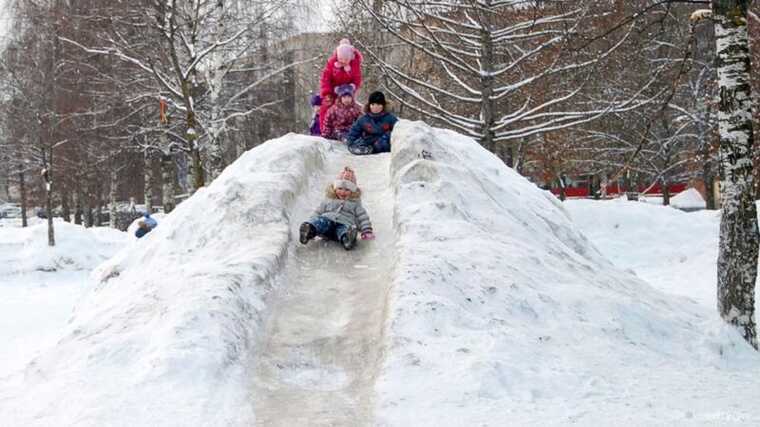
<box><xmin>135</xmin><ymin>213</ymin><xmax>158</xmax><ymax>238</ymax></box>
<box><xmin>346</xmin><ymin>91</ymin><xmax>399</xmax><ymax>155</ymax></box>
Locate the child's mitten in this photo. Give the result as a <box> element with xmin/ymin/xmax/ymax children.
<box><xmin>361</xmin><ymin>231</ymin><xmax>375</xmax><ymax>240</ymax></box>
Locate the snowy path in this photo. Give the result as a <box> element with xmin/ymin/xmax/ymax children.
<box><xmin>251</xmin><ymin>149</ymin><xmax>393</xmax><ymax>426</ymax></box>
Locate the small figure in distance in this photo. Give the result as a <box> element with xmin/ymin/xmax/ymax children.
<box><xmin>135</xmin><ymin>213</ymin><xmax>158</xmax><ymax>238</ymax></box>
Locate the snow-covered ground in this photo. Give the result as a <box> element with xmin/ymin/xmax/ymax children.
<box><xmin>565</xmin><ymin>197</ymin><xmax>721</xmax><ymax>309</ymax></box>
<box><xmin>0</xmin><ymin>221</ymin><xmax>127</xmax><ymax>379</ymax></box>
<box><xmin>1</xmin><ymin>122</ymin><xmax>759</xmax><ymax>426</ymax></box>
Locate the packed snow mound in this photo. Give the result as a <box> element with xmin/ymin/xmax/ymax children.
<box><xmin>565</xmin><ymin>198</ymin><xmax>719</xmax><ymax>306</ymax></box>
<box><xmin>670</xmin><ymin>187</ymin><xmax>706</xmax><ymax>209</ymax></box>
<box><xmin>0</xmin><ymin>220</ymin><xmax>126</xmax><ymax>276</ymax></box>
<box><xmin>0</xmin><ymin>134</ymin><xmax>329</xmax><ymax>426</ymax></box>
<box><xmin>376</xmin><ymin>121</ymin><xmax>760</xmax><ymax>425</ymax></box>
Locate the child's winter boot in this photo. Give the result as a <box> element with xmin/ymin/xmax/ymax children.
<box><xmin>299</xmin><ymin>222</ymin><xmax>316</xmax><ymax>244</ymax></box>
<box><xmin>348</xmin><ymin>143</ymin><xmax>373</xmax><ymax>155</ymax></box>
<box><xmin>341</xmin><ymin>226</ymin><xmax>358</xmax><ymax>250</ymax></box>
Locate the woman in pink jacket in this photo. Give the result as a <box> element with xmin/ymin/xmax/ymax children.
<box><xmin>319</xmin><ymin>39</ymin><xmax>363</xmax><ymax>132</ymax></box>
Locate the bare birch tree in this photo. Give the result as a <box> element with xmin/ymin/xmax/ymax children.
<box><xmin>692</xmin><ymin>1</ymin><xmax>758</xmax><ymax>349</ymax></box>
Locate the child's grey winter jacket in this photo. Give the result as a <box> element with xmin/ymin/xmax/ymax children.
<box><xmin>312</xmin><ymin>186</ymin><xmax>373</xmax><ymax>232</ymax></box>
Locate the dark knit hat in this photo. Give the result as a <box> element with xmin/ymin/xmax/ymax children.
<box><xmin>368</xmin><ymin>91</ymin><xmax>386</xmax><ymax>105</ymax></box>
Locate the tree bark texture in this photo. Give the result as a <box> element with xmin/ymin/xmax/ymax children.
<box><xmin>144</xmin><ymin>150</ymin><xmax>154</xmax><ymax>214</ymax></box>
<box><xmin>19</xmin><ymin>170</ymin><xmax>27</xmax><ymax>227</ymax></box>
<box><xmin>713</xmin><ymin>0</ymin><xmax>758</xmax><ymax>349</ymax></box>
<box><xmin>73</xmin><ymin>187</ymin><xmax>82</xmax><ymax>225</ymax></box>
<box><xmin>161</xmin><ymin>152</ymin><xmax>177</xmax><ymax>214</ymax></box>
<box><xmin>42</xmin><ymin>152</ymin><xmax>55</xmax><ymax>246</ymax></box>
<box><xmin>109</xmin><ymin>167</ymin><xmax>117</xmax><ymax>229</ymax></box>
<box><xmin>61</xmin><ymin>189</ymin><xmax>70</xmax><ymax>222</ymax></box>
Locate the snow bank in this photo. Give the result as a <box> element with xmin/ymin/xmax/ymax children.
<box><xmin>565</xmin><ymin>198</ymin><xmax>720</xmax><ymax>307</ymax></box>
<box><xmin>0</xmin><ymin>135</ymin><xmax>329</xmax><ymax>426</ymax></box>
<box><xmin>0</xmin><ymin>220</ymin><xmax>126</xmax><ymax>276</ymax></box>
<box><xmin>377</xmin><ymin>121</ymin><xmax>760</xmax><ymax>425</ymax></box>
<box><xmin>0</xmin><ymin>222</ymin><xmax>127</xmax><ymax>379</ymax></box>
<box><xmin>670</xmin><ymin>187</ymin><xmax>707</xmax><ymax>210</ymax></box>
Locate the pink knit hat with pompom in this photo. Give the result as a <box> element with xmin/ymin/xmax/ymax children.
<box><xmin>336</xmin><ymin>39</ymin><xmax>355</xmax><ymax>62</ymax></box>
<box><xmin>334</xmin><ymin>166</ymin><xmax>358</xmax><ymax>191</ymax></box>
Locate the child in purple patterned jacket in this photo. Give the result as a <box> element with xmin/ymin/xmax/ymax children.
<box><xmin>321</xmin><ymin>84</ymin><xmax>362</xmax><ymax>142</ymax></box>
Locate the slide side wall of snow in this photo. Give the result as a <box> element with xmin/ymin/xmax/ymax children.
<box><xmin>4</xmin><ymin>135</ymin><xmax>328</xmax><ymax>425</ymax></box>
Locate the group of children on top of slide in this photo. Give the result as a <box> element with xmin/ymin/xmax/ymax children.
<box><xmin>302</xmin><ymin>38</ymin><xmax>401</xmax><ymax>250</ymax></box>
<box><xmin>133</xmin><ymin>41</ymin><xmax>387</xmax><ymax>246</ymax></box>
<box><xmin>308</xmin><ymin>39</ymin><xmax>398</xmax><ymax>156</ymax></box>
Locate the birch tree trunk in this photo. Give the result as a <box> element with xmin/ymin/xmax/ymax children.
<box><xmin>144</xmin><ymin>149</ymin><xmax>154</xmax><ymax>214</ymax></box>
<box><xmin>713</xmin><ymin>0</ymin><xmax>758</xmax><ymax>349</ymax></box>
<box><xmin>42</xmin><ymin>149</ymin><xmax>55</xmax><ymax>246</ymax></box>
<box><xmin>207</xmin><ymin>0</ymin><xmax>226</xmax><ymax>181</ymax></box>
<box><xmin>45</xmin><ymin>180</ymin><xmax>54</xmax><ymax>245</ymax></box>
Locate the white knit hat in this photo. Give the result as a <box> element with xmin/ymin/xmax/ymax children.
<box><xmin>333</xmin><ymin>179</ymin><xmax>357</xmax><ymax>192</ymax></box>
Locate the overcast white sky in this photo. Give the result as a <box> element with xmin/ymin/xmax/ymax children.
<box><xmin>294</xmin><ymin>0</ymin><xmax>335</xmax><ymax>33</ymax></box>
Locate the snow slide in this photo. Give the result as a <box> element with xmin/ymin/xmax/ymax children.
<box><xmin>251</xmin><ymin>149</ymin><xmax>394</xmax><ymax>426</ymax></box>
<box><xmin>0</xmin><ymin>134</ymin><xmax>394</xmax><ymax>426</ymax></box>
<box><xmin>2</xmin><ymin>121</ymin><xmax>760</xmax><ymax>426</ymax></box>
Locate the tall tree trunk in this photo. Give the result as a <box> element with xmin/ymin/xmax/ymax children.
<box><xmin>701</xmin><ymin>134</ymin><xmax>718</xmax><ymax>209</ymax></box>
<box><xmin>94</xmin><ymin>177</ymin><xmax>103</xmax><ymax>226</ymax></box>
<box><xmin>109</xmin><ymin>167</ymin><xmax>117</xmax><ymax>229</ymax></box>
<box><xmin>42</xmin><ymin>150</ymin><xmax>55</xmax><ymax>247</ymax></box>
<box><xmin>705</xmin><ymin>169</ymin><xmax>717</xmax><ymax>209</ymax></box>
<box><xmin>161</xmin><ymin>152</ymin><xmax>177</xmax><ymax>214</ymax></box>
<box><xmin>95</xmin><ymin>201</ymin><xmax>103</xmax><ymax>227</ymax></box>
<box><xmin>19</xmin><ymin>170</ymin><xmax>27</xmax><ymax>228</ymax></box>
<box><xmin>557</xmin><ymin>175</ymin><xmax>566</xmax><ymax>202</ymax></box>
<box><xmin>61</xmin><ymin>189</ymin><xmax>70</xmax><ymax>222</ymax></box>
<box><xmin>84</xmin><ymin>183</ymin><xmax>93</xmax><ymax>228</ymax></box>
<box><xmin>2</xmin><ymin>168</ymin><xmax>9</xmax><ymax>201</ymax></box>
<box><xmin>144</xmin><ymin>149</ymin><xmax>154</xmax><ymax>214</ymax></box>
<box><xmin>45</xmin><ymin>181</ymin><xmax>54</xmax><ymax>245</ymax></box>
<box><xmin>190</xmin><ymin>143</ymin><xmax>204</xmax><ymax>192</ymax></box>
<box><xmin>73</xmin><ymin>186</ymin><xmax>82</xmax><ymax>225</ymax></box>
<box><xmin>207</xmin><ymin>0</ymin><xmax>226</xmax><ymax>182</ymax></box>
<box><xmin>479</xmin><ymin>3</ymin><xmax>496</xmax><ymax>152</ymax></box>
<box><xmin>713</xmin><ymin>0</ymin><xmax>758</xmax><ymax>349</ymax></box>
<box><xmin>662</xmin><ymin>177</ymin><xmax>671</xmax><ymax>206</ymax></box>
